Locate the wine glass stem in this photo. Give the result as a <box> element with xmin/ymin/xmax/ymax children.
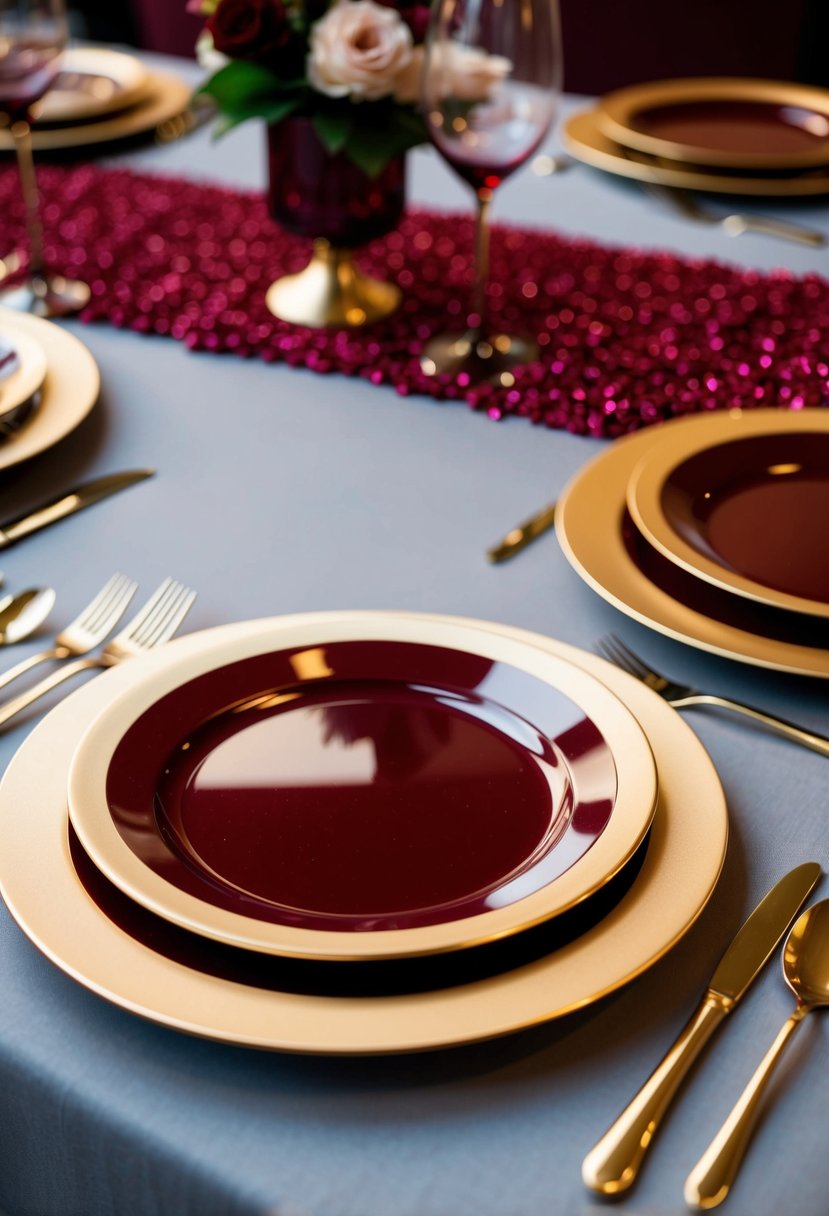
<box><xmin>472</xmin><ymin>188</ymin><xmax>493</xmax><ymax>334</ymax></box>
<box><xmin>10</xmin><ymin>118</ymin><xmax>47</xmax><ymax>290</ymax></box>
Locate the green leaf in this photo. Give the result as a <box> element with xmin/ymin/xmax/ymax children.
<box><xmin>312</xmin><ymin>110</ymin><xmax>354</xmax><ymax>155</ymax></box>
<box><xmin>198</xmin><ymin>60</ymin><xmax>285</xmax><ymax>108</ymax></box>
<box><xmin>209</xmin><ymin>94</ymin><xmax>301</xmax><ymax>138</ymax></box>
<box><xmin>344</xmin><ymin>106</ymin><xmax>428</xmax><ymax>176</ymax></box>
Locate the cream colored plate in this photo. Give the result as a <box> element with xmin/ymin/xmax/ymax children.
<box><xmin>562</xmin><ymin>108</ymin><xmax>829</xmax><ymax>197</ymax></box>
<box><xmin>628</xmin><ymin>409</ymin><xmax>829</xmax><ymax>619</ymax></box>
<box><xmin>0</xmin><ymin>308</ymin><xmax>99</xmax><ymax>470</ymax></box>
<box><xmin>597</xmin><ymin>77</ymin><xmax>829</xmax><ymax>173</ymax></box>
<box><xmin>34</xmin><ymin>47</ymin><xmax>150</xmax><ymax>125</ymax></box>
<box><xmin>0</xmin><ymin>324</ymin><xmax>47</xmax><ymax>420</ymax></box>
<box><xmin>556</xmin><ymin>416</ymin><xmax>829</xmax><ymax>677</ymax></box>
<box><xmin>0</xmin><ymin>72</ymin><xmax>191</xmax><ymax>152</ymax></box>
<box><xmin>68</xmin><ymin>612</ymin><xmax>658</xmax><ymax>961</ymax></box>
<box><xmin>0</xmin><ymin>615</ymin><xmax>727</xmax><ymax>1055</ymax></box>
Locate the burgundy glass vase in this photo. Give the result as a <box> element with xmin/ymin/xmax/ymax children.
<box><xmin>265</xmin><ymin>117</ymin><xmax>406</xmax><ymax>327</ymax></box>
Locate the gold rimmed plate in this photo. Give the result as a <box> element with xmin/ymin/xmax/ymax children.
<box><xmin>556</xmin><ymin>413</ymin><xmax>829</xmax><ymax>678</ymax></box>
<box><xmin>0</xmin><ymin>323</ymin><xmax>47</xmax><ymax>425</ymax></box>
<box><xmin>0</xmin><ymin>308</ymin><xmax>99</xmax><ymax>470</ymax></box>
<box><xmin>628</xmin><ymin>409</ymin><xmax>829</xmax><ymax>619</ymax></box>
<box><xmin>597</xmin><ymin>77</ymin><xmax>829</xmax><ymax>173</ymax></box>
<box><xmin>33</xmin><ymin>47</ymin><xmax>150</xmax><ymax>126</ymax></box>
<box><xmin>0</xmin><ymin>617</ymin><xmax>727</xmax><ymax>1054</ymax></box>
<box><xmin>0</xmin><ymin>72</ymin><xmax>192</xmax><ymax>153</ymax></box>
<box><xmin>67</xmin><ymin>612</ymin><xmax>658</xmax><ymax>962</ymax></box>
<box><xmin>562</xmin><ymin>108</ymin><xmax>829</xmax><ymax>197</ymax></box>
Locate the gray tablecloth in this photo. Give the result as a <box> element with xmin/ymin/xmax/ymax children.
<box><xmin>0</xmin><ymin>50</ymin><xmax>827</xmax><ymax>1216</ymax></box>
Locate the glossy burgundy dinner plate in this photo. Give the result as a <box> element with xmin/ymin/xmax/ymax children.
<box><xmin>629</xmin><ymin>412</ymin><xmax>829</xmax><ymax>619</ymax></box>
<box><xmin>67</xmin><ymin>615</ymin><xmax>657</xmax><ymax>960</ymax></box>
<box><xmin>597</xmin><ymin>77</ymin><xmax>829</xmax><ymax>172</ymax></box>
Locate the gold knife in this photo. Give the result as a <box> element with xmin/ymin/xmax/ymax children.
<box><xmin>581</xmin><ymin>861</ymin><xmax>822</xmax><ymax>1196</ymax></box>
<box><xmin>487</xmin><ymin>500</ymin><xmax>557</xmax><ymax>563</ymax></box>
<box><xmin>0</xmin><ymin>469</ymin><xmax>154</xmax><ymax>549</ymax></box>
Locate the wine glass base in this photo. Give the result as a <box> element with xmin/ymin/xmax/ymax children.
<box><xmin>0</xmin><ymin>275</ymin><xmax>90</xmax><ymax>319</ymax></box>
<box><xmin>266</xmin><ymin>241</ymin><xmax>401</xmax><ymax>329</ymax></box>
<box><xmin>420</xmin><ymin>331</ymin><xmax>539</xmax><ymax>385</ymax></box>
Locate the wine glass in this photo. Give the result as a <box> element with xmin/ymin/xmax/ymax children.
<box><xmin>0</xmin><ymin>0</ymin><xmax>89</xmax><ymax>317</ymax></box>
<box><xmin>420</xmin><ymin>0</ymin><xmax>562</xmax><ymax>383</ymax></box>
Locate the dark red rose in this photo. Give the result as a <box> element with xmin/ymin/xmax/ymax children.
<box><xmin>207</xmin><ymin>0</ymin><xmax>293</xmax><ymax>64</ymax></box>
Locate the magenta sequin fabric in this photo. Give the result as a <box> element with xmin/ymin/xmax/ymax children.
<box><xmin>1</xmin><ymin>163</ymin><xmax>826</xmax><ymax>437</ymax></box>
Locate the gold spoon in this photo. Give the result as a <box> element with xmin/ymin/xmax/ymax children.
<box><xmin>685</xmin><ymin>899</ymin><xmax>829</xmax><ymax>1209</ymax></box>
<box><xmin>0</xmin><ymin>587</ymin><xmax>54</xmax><ymax>645</ymax></box>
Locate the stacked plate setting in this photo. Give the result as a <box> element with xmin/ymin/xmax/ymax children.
<box><xmin>563</xmin><ymin>76</ymin><xmax>829</xmax><ymax>197</ymax></box>
<box><xmin>556</xmin><ymin>408</ymin><xmax>829</xmax><ymax>678</ymax></box>
<box><xmin>0</xmin><ymin>47</ymin><xmax>192</xmax><ymax>152</ymax></box>
<box><xmin>0</xmin><ymin>610</ymin><xmax>728</xmax><ymax>1053</ymax></box>
<box><xmin>0</xmin><ymin>307</ymin><xmax>100</xmax><ymax>468</ymax></box>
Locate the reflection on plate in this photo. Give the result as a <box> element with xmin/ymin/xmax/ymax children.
<box><xmin>562</xmin><ymin>108</ymin><xmax>829</xmax><ymax>197</ymax></box>
<box><xmin>0</xmin><ymin>324</ymin><xmax>46</xmax><ymax>424</ymax></box>
<box><xmin>597</xmin><ymin>77</ymin><xmax>829</xmax><ymax>172</ymax></box>
<box><xmin>0</xmin><ymin>308</ymin><xmax>99</xmax><ymax>470</ymax></box>
<box><xmin>556</xmin><ymin>415</ymin><xmax>829</xmax><ymax>677</ymax></box>
<box><xmin>0</xmin><ymin>72</ymin><xmax>192</xmax><ymax>153</ymax></box>
<box><xmin>0</xmin><ymin>615</ymin><xmax>727</xmax><ymax>1054</ymax></box>
<box><xmin>628</xmin><ymin>410</ymin><xmax>829</xmax><ymax>619</ymax></box>
<box><xmin>69</xmin><ymin>615</ymin><xmax>657</xmax><ymax>960</ymax></box>
<box><xmin>34</xmin><ymin>47</ymin><xmax>150</xmax><ymax>125</ymax></box>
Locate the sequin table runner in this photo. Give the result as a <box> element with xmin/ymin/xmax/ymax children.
<box><xmin>0</xmin><ymin>163</ymin><xmax>826</xmax><ymax>437</ymax></box>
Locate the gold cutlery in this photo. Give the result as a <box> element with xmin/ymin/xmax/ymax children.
<box><xmin>642</xmin><ymin>182</ymin><xmax>826</xmax><ymax>248</ymax></box>
<box><xmin>684</xmin><ymin>898</ymin><xmax>829</xmax><ymax>1209</ymax></box>
<box><xmin>155</xmin><ymin>97</ymin><xmax>216</xmax><ymax>145</ymax></box>
<box><xmin>0</xmin><ymin>577</ymin><xmax>195</xmax><ymax>728</ymax></box>
<box><xmin>0</xmin><ymin>587</ymin><xmax>55</xmax><ymax>645</ymax></box>
<box><xmin>487</xmin><ymin>500</ymin><xmax>557</xmax><ymax>563</ymax></box>
<box><xmin>0</xmin><ymin>572</ymin><xmax>136</xmax><ymax>693</ymax></box>
<box><xmin>597</xmin><ymin>634</ymin><xmax>829</xmax><ymax>757</ymax></box>
<box><xmin>582</xmin><ymin>862</ymin><xmax>821</xmax><ymax>1196</ymax></box>
<box><xmin>0</xmin><ymin>470</ymin><xmax>154</xmax><ymax>551</ymax></box>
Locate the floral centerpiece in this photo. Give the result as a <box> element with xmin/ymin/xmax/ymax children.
<box><xmin>188</xmin><ymin>0</ymin><xmax>433</xmax><ymax>176</ymax></box>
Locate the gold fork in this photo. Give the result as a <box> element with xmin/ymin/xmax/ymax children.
<box><xmin>597</xmin><ymin>634</ymin><xmax>829</xmax><ymax>758</ymax></box>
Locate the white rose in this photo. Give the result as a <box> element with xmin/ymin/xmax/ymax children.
<box><xmin>406</xmin><ymin>42</ymin><xmax>511</xmax><ymax>105</ymax></box>
<box><xmin>195</xmin><ymin>29</ymin><xmax>229</xmax><ymax>72</ymax></box>
<box><xmin>308</xmin><ymin>0</ymin><xmax>414</xmax><ymax>102</ymax></box>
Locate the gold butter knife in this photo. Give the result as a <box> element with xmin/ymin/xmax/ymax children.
<box><xmin>0</xmin><ymin>469</ymin><xmax>154</xmax><ymax>549</ymax></box>
<box><xmin>581</xmin><ymin>862</ymin><xmax>821</xmax><ymax>1197</ymax></box>
<box><xmin>487</xmin><ymin>500</ymin><xmax>557</xmax><ymax>563</ymax></box>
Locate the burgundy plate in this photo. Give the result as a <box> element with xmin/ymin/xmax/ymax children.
<box><xmin>104</xmin><ymin>640</ymin><xmax>619</xmax><ymax>934</ymax></box>
<box><xmin>622</xmin><ymin>511</ymin><xmax>829</xmax><ymax>648</ymax></box>
<box><xmin>659</xmin><ymin>433</ymin><xmax>829</xmax><ymax>606</ymax></box>
<box><xmin>632</xmin><ymin>99</ymin><xmax>829</xmax><ymax>159</ymax></box>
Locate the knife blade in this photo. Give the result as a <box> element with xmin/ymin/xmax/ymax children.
<box><xmin>486</xmin><ymin>500</ymin><xmax>557</xmax><ymax>563</ymax></box>
<box><xmin>582</xmin><ymin>861</ymin><xmax>821</xmax><ymax>1197</ymax></box>
<box><xmin>0</xmin><ymin>469</ymin><xmax>154</xmax><ymax>549</ymax></box>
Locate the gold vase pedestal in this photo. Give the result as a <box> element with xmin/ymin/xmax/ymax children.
<box><xmin>265</xmin><ymin>239</ymin><xmax>401</xmax><ymax>329</ymax></box>
<box><xmin>265</xmin><ymin>118</ymin><xmax>406</xmax><ymax>330</ymax></box>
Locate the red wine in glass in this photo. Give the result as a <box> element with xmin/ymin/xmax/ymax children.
<box><xmin>420</xmin><ymin>0</ymin><xmax>562</xmax><ymax>382</ymax></box>
<box><xmin>0</xmin><ymin>0</ymin><xmax>90</xmax><ymax>318</ymax></box>
<box><xmin>0</xmin><ymin>39</ymin><xmax>61</xmax><ymax>120</ymax></box>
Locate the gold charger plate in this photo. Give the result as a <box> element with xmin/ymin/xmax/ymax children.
<box><xmin>597</xmin><ymin>77</ymin><xmax>829</xmax><ymax>173</ymax></box>
<box><xmin>68</xmin><ymin>611</ymin><xmax>658</xmax><ymax>961</ymax></box>
<box><xmin>0</xmin><ymin>71</ymin><xmax>191</xmax><ymax>153</ymax></box>
<box><xmin>34</xmin><ymin>47</ymin><xmax>150</xmax><ymax>125</ymax></box>
<box><xmin>628</xmin><ymin>409</ymin><xmax>829</xmax><ymax>620</ymax></box>
<box><xmin>0</xmin><ymin>615</ymin><xmax>727</xmax><ymax>1055</ymax></box>
<box><xmin>562</xmin><ymin>108</ymin><xmax>829</xmax><ymax>197</ymax></box>
<box><xmin>556</xmin><ymin>414</ymin><xmax>829</xmax><ymax>678</ymax></box>
<box><xmin>0</xmin><ymin>308</ymin><xmax>99</xmax><ymax>470</ymax></box>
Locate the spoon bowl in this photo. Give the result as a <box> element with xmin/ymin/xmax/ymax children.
<box><xmin>0</xmin><ymin>587</ymin><xmax>55</xmax><ymax>645</ymax></box>
<box><xmin>686</xmin><ymin>897</ymin><xmax>829</xmax><ymax>1209</ymax></box>
<box><xmin>783</xmin><ymin>899</ymin><xmax>829</xmax><ymax>1006</ymax></box>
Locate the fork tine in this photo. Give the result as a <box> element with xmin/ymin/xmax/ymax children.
<box><xmin>115</xmin><ymin>577</ymin><xmax>178</xmax><ymax>642</ymax></box>
<box><xmin>75</xmin><ymin>573</ymin><xmax>137</xmax><ymax>632</ymax></box>
<box><xmin>602</xmin><ymin>634</ymin><xmax>652</xmax><ymax>680</ymax></box>
<box><xmin>135</xmin><ymin>583</ymin><xmax>191</xmax><ymax>648</ymax></box>
<box><xmin>148</xmin><ymin>587</ymin><xmax>197</xmax><ymax>647</ymax></box>
<box><xmin>119</xmin><ymin>579</ymin><xmax>196</xmax><ymax>649</ymax></box>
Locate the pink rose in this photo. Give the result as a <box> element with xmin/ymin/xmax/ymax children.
<box><xmin>308</xmin><ymin>0</ymin><xmax>414</xmax><ymax>101</ymax></box>
<box><xmin>394</xmin><ymin>42</ymin><xmax>511</xmax><ymax>105</ymax></box>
